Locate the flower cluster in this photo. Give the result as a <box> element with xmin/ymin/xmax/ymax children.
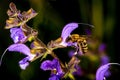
<box><xmin>1</xmin><ymin>2</ymin><xmax>120</xmax><ymax>80</ymax></box>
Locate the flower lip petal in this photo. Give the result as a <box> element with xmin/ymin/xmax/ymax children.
<box><xmin>61</xmin><ymin>23</ymin><xmax>78</xmax><ymax>42</ymax></box>
<box><xmin>96</xmin><ymin>63</ymin><xmax>120</xmax><ymax>80</ymax></box>
<box><xmin>19</xmin><ymin>62</ymin><xmax>29</xmax><ymax>70</ymax></box>
<box><xmin>8</xmin><ymin>43</ymin><xmax>32</xmax><ymax>56</ymax></box>
<box><xmin>40</xmin><ymin>60</ymin><xmax>53</xmax><ymax>70</ymax></box>
<box><xmin>49</xmin><ymin>74</ymin><xmax>59</xmax><ymax>80</ymax></box>
<box><xmin>40</xmin><ymin>59</ymin><xmax>63</xmax><ymax>76</ymax></box>
<box><xmin>19</xmin><ymin>57</ymin><xmax>30</xmax><ymax>70</ymax></box>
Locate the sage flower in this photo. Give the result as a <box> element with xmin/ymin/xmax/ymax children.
<box><xmin>96</xmin><ymin>63</ymin><xmax>120</xmax><ymax>80</ymax></box>
<box><xmin>47</xmin><ymin>23</ymin><xmax>78</xmax><ymax>50</ymax></box>
<box><xmin>40</xmin><ymin>59</ymin><xmax>64</xmax><ymax>80</ymax></box>
<box><xmin>49</xmin><ymin>74</ymin><xmax>59</xmax><ymax>80</ymax></box>
<box><xmin>8</xmin><ymin>43</ymin><xmax>35</xmax><ymax>69</ymax></box>
<box><xmin>60</xmin><ymin>22</ymin><xmax>78</xmax><ymax>46</ymax></box>
<box><xmin>10</xmin><ymin>27</ymin><xmax>27</xmax><ymax>43</ymax></box>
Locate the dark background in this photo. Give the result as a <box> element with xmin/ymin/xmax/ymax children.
<box><xmin>0</xmin><ymin>0</ymin><xmax>120</xmax><ymax>80</ymax></box>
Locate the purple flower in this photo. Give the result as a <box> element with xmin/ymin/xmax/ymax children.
<box><xmin>49</xmin><ymin>74</ymin><xmax>59</xmax><ymax>80</ymax></box>
<box><xmin>10</xmin><ymin>27</ymin><xmax>27</xmax><ymax>43</ymax></box>
<box><xmin>8</xmin><ymin>43</ymin><xmax>35</xmax><ymax>69</ymax></box>
<box><xmin>60</xmin><ymin>22</ymin><xmax>78</xmax><ymax>46</ymax></box>
<box><xmin>59</xmin><ymin>23</ymin><xmax>85</xmax><ymax>55</ymax></box>
<box><xmin>19</xmin><ymin>57</ymin><xmax>30</xmax><ymax>70</ymax></box>
<box><xmin>40</xmin><ymin>59</ymin><xmax>64</xmax><ymax>80</ymax></box>
<box><xmin>96</xmin><ymin>63</ymin><xmax>120</xmax><ymax>80</ymax></box>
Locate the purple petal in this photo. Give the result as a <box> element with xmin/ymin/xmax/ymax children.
<box><xmin>10</xmin><ymin>28</ymin><xmax>27</xmax><ymax>43</ymax></box>
<box><xmin>40</xmin><ymin>60</ymin><xmax>54</xmax><ymax>70</ymax></box>
<box><xmin>8</xmin><ymin>44</ymin><xmax>34</xmax><ymax>57</ymax></box>
<box><xmin>96</xmin><ymin>63</ymin><xmax>120</xmax><ymax>80</ymax></box>
<box><xmin>52</xmin><ymin>59</ymin><xmax>63</xmax><ymax>76</ymax></box>
<box><xmin>40</xmin><ymin>59</ymin><xmax>63</xmax><ymax>76</ymax></box>
<box><xmin>60</xmin><ymin>23</ymin><xmax>78</xmax><ymax>46</ymax></box>
<box><xmin>49</xmin><ymin>75</ymin><xmax>59</xmax><ymax>80</ymax></box>
<box><xmin>19</xmin><ymin>57</ymin><xmax>30</xmax><ymax>70</ymax></box>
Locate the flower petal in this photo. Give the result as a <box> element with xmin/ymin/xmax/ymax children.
<box><xmin>19</xmin><ymin>57</ymin><xmax>30</xmax><ymax>70</ymax></box>
<box><xmin>96</xmin><ymin>63</ymin><xmax>120</xmax><ymax>80</ymax></box>
<box><xmin>8</xmin><ymin>43</ymin><xmax>32</xmax><ymax>56</ymax></box>
<box><xmin>52</xmin><ymin>59</ymin><xmax>63</xmax><ymax>75</ymax></box>
<box><xmin>61</xmin><ymin>23</ymin><xmax>78</xmax><ymax>43</ymax></box>
<box><xmin>10</xmin><ymin>28</ymin><xmax>27</xmax><ymax>43</ymax></box>
<box><xmin>40</xmin><ymin>59</ymin><xmax>63</xmax><ymax>74</ymax></box>
<box><xmin>49</xmin><ymin>75</ymin><xmax>59</xmax><ymax>80</ymax></box>
<box><xmin>40</xmin><ymin>60</ymin><xmax>54</xmax><ymax>70</ymax></box>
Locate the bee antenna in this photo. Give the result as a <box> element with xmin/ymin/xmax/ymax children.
<box><xmin>0</xmin><ymin>48</ymin><xmax>8</xmax><ymax>66</ymax></box>
<box><xmin>78</xmin><ymin>23</ymin><xmax>95</xmax><ymax>28</ymax></box>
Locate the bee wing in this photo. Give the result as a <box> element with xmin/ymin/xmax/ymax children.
<box><xmin>73</xmin><ymin>23</ymin><xmax>94</xmax><ymax>35</ymax></box>
<box><xmin>77</xmin><ymin>43</ymin><xmax>84</xmax><ymax>55</ymax></box>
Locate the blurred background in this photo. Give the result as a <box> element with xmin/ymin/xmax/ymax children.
<box><xmin>0</xmin><ymin>0</ymin><xmax>120</xmax><ymax>80</ymax></box>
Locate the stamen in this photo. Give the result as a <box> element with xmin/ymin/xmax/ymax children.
<box><xmin>78</xmin><ymin>23</ymin><xmax>95</xmax><ymax>28</ymax></box>
<box><xmin>0</xmin><ymin>48</ymin><xmax>8</xmax><ymax>66</ymax></box>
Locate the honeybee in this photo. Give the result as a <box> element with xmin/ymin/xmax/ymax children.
<box><xmin>66</xmin><ymin>34</ymin><xmax>88</xmax><ymax>55</ymax></box>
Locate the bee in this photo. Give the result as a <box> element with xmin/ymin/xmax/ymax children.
<box><xmin>66</xmin><ymin>34</ymin><xmax>88</xmax><ymax>55</ymax></box>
